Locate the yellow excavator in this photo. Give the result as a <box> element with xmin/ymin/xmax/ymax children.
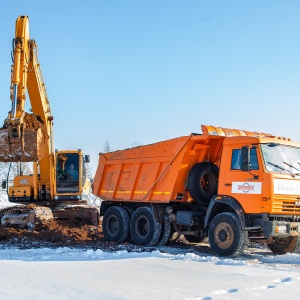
<box><xmin>0</xmin><ymin>16</ymin><xmax>98</xmax><ymax>227</ymax></box>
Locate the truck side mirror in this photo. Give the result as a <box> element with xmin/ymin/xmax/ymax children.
<box><xmin>241</xmin><ymin>146</ymin><xmax>250</xmax><ymax>171</ymax></box>
<box><xmin>2</xmin><ymin>180</ymin><xmax>7</xmax><ymax>190</ymax></box>
<box><xmin>85</xmin><ymin>155</ymin><xmax>90</xmax><ymax>163</ymax></box>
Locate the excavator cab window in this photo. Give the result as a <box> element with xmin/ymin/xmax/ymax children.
<box><xmin>56</xmin><ymin>153</ymin><xmax>80</xmax><ymax>193</ymax></box>
<box><xmin>2</xmin><ymin>180</ymin><xmax>7</xmax><ymax>190</ymax></box>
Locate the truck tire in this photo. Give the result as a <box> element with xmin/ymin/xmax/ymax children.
<box><xmin>208</xmin><ymin>212</ymin><xmax>248</xmax><ymax>257</ymax></box>
<box><xmin>187</xmin><ymin>162</ymin><xmax>219</xmax><ymax>205</ymax></box>
<box><xmin>157</xmin><ymin>221</ymin><xmax>171</xmax><ymax>246</ymax></box>
<box><xmin>102</xmin><ymin>206</ymin><xmax>130</xmax><ymax>243</ymax></box>
<box><xmin>130</xmin><ymin>206</ymin><xmax>162</xmax><ymax>246</ymax></box>
<box><xmin>267</xmin><ymin>236</ymin><xmax>300</xmax><ymax>255</ymax></box>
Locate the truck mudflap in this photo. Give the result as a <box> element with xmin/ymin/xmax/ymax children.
<box><xmin>263</xmin><ymin>220</ymin><xmax>300</xmax><ymax>237</ymax></box>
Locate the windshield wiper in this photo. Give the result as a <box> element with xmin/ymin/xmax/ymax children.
<box><xmin>268</xmin><ymin>162</ymin><xmax>284</xmax><ymax>170</ymax></box>
<box><xmin>268</xmin><ymin>162</ymin><xmax>295</xmax><ymax>178</ymax></box>
<box><xmin>283</xmin><ymin>162</ymin><xmax>299</xmax><ymax>171</ymax></box>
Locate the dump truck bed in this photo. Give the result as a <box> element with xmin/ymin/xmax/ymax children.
<box><xmin>93</xmin><ymin>133</ymin><xmax>225</xmax><ymax>203</ymax></box>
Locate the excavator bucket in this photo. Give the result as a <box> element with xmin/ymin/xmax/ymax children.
<box><xmin>0</xmin><ymin>113</ymin><xmax>48</xmax><ymax>162</ymax></box>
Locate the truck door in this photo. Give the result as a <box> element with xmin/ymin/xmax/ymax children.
<box><xmin>218</xmin><ymin>146</ymin><xmax>264</xmax><ymax>213</ymax></box>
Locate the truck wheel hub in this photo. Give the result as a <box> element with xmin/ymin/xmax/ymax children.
<box><xmin>214</xmin><ymin>222</ymin><xmax>234</xmax><ymax>249</ymax></box>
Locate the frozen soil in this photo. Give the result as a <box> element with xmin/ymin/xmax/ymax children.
<box><xmin>0</xmin><ymin>218</ymin><xmax>214</xmax><ymax>254</ymax></box>
<box><xmin>0</xmin><ymin>217</ymin><xmax>271</xmax><ymax>258</ymax></box>
<box><xmin>0</xmin><ymin>219</ymin><xmax>142</xmax><ymax>251</ymax></box>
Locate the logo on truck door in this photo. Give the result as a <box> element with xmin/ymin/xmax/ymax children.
<box><xmin>232</xmin><ymin>182</ymin><xmax>262</xmax><ymax>194</ymax></box>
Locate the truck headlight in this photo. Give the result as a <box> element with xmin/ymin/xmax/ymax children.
<box><xmin>275</xmin><ymin>225</ymin><xmax>287</xmax><ymax>233</ymax></box>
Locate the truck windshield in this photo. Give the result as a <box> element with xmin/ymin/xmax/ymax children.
<box><xmin>261</xmin><ymin>143</ymin><xmax>300</xmax><ymax>175</ymax></box>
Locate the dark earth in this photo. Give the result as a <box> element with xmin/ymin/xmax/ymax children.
<box><xmin>0</xmin><ymin>217</ymin><xmax>216</xmax><ymax>254</ymax></box>
<box><xmin>0</xmin><ymin>216</ymin><xmax>273</xmax><ymax>259</ymax></box>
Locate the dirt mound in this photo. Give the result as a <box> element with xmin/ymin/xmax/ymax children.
<box><xmin>0</xmin><ymin>218</ymin><xmax>143</xmax><ymax>252</ymax></box>
<box><xmin>0</xmin><ymin>217</ymin><xmax>212</xmax><ymax>253</ymax></box>
<box><xmin>0</xmin><ymin>219</ymin><xmax>103</xmax><ymax>248</ymax></box>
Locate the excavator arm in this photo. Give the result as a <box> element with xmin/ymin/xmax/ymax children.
<box><xmin>0</xmin><ymin>16</ymin><xmax>52</xmax><ymax>162</ymax></box>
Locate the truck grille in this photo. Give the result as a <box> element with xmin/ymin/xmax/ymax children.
<box><xmin>273</xmin><ymin>195</ymin><xmax>300</xmax><ymax>213</ymax></box>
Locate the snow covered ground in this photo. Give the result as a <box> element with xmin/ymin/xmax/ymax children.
<box><xmin>1</xmin><ymin>191</ymin><xmax>300</xmax><ymax>300</ymax></box>
<box><xmin>0</xmin><ymin>246</ymin><xmax>300</xmax><ymax>299</ymax></box>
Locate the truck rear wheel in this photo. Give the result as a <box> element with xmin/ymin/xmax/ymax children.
<box><xmin>267</xmin><ymin>236</ymin><xmax>300</xmax><ymax>255</ymax></box>
<box><xmin>130</xmin><ymin>207</ymin><xmax>162</xmax><ymax>246</ymax></box>
<box><xmin>187</xmin><ymin>162</ymin><xmax>219</xmax><ymax>205</ymax></box>
<box><xmin>102</xmin><ymin>206</ymin><xmax>130</xmax><ymax>243</ymax></box>
<box><xmin>157</xmin><ymin>221</ymin><xmax>171</xmax><ymax>246</ymax></box>
<box><xmin>208</xmin><ymin>212</ymin><xmax>248</xmax><ymax>257</ymax></box>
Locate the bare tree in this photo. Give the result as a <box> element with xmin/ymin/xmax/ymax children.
<box><xmin>103</xmin><ymin>140</ymin><xmax>113</xmax><ymax>153</ymax></box>
<box><xmin>86</xmin><ymin>163</ymin><xmax>94</xmax><ymax>180</ymax></box>
<box><xmin>0</xmin><ymin>162</ymin><xmax>33</xmax><ymax>181</ymax></box>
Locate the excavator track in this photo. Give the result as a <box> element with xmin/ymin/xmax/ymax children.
<box><xmin>52</xmin><ymin>205</ymin><xmax>99</xmax><ymax>226</ymax></box>
<box><xmin>0</xmin><ymin>205</ymin><xmax>53</xmax><ymax>229</ymax></box>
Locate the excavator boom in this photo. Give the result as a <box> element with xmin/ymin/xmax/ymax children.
<box><xmin>0</xmin><ymin>16</ymin><xmax>50</xmax><ymax>162</ymax></box>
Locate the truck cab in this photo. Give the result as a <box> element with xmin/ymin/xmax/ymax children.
<box><xmin>203</xmin><ymin>136</ymin><xmax>300</xmax><ymax>256</ymax></box>
<box><xmin>218</xmin><ymin>136</ymin><xmax>300</xmax><ymax>215</ymax></box>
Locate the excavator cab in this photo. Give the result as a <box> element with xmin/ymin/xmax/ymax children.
<box><xmin>54</xmin><ymin>150</ymin><xmax>90</xmax><ymax>198</ymax></box>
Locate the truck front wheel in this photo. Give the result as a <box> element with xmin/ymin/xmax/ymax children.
<box><xmin>267</xmin><ymin>236</ymin><xmax>300</xmax><ymax>255</ymax></box>
<box><xmin>102</xmin><ymin>206</ymin><xmax>130</xmax><ymax>243</ymax></box>
<box><xmin>130</xmin><ymin>207</ymin><xmax>162</xmax><ymax>246</ymax></box>
<box><xmin>208</xmin><ymin>212</ymin><xmax>248</xmax><ymax>257</ymax></box>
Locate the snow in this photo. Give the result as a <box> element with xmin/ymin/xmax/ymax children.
<box><xmin>0</xmin><ymin>247</ymin><xmax>300</xmax><ymax>299</ymax></box>
<box><xmin>0</xmin><ymin>190</ymin><xmax>15</xmax><ymax>209</ymax></box>
<box><xmin>1</xmin><ymin>191</ymin><xmax>300</xmax><ymax>299</ymax></box>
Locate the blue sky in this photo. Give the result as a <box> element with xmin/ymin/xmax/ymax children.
<box><xmin>0</xmin><ymin>1</ymin><xmax>300</xmax><ymax>172</ymax></box>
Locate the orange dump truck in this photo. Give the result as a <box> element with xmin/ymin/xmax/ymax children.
<box><xmin>93</xmin><ymin>125</ymin><xmax>300</xmax><ymax>257</ymax></box>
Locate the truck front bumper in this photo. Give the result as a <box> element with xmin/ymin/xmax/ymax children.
<box><xmin>263</xmin><ymin>220</ymin><xmax>300</xmax><ymax>237</ymax></box>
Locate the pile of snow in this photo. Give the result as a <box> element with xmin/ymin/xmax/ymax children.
<box><xmin>0</xmin><ymin>190</ymin><xmax>8</xmax><ymax>202</ymax></box>
<box><xmin>0</xmin><ymin>190</ymin><xmax>15</xmax><ymax>209</ymax></box>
